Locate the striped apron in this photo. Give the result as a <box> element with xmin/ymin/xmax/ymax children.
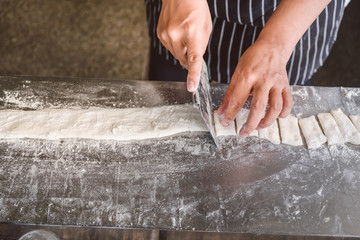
<box><xmin>145</xmin><ymin>0</ymin><xmax>345</xmax><ymax>85</ymax></box>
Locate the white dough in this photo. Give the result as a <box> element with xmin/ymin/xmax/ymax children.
<box><xmin>278</xmin><ymin>115</ymin><xmax>303</xmax><ymax>146</ymax></box>
<box><xmin>317</xmin><ymin>113</ymin><xmax>345</xmax><ymax>145</ymax></box>
<box><xmin>214</xmin><ymin>110</ymin><xmax>236</xmax><ymax>137</ymax></box>
<box><xmin>0</xmin><ymin>105</ymin><xmax>209</xmax><ymax>141</ymax></box>
<box><xmin>350</xmin><ymin>115</ymin><xmax>360</xmax><ymax>132</ymax></box>
<box><xmin>331</xmin><ymin>108</ymin><xmax>360</xmax><ymax>145</ymax></box>
<box><xmin>235</xmin><ymin>108</ymin><xmax>258</xmax><ymax>137</ymax></box>
<box><xmin>258</xmin><ymin>120</ymin><xmax>280</xmax><ymax>144</ymax></box>
<box><xmin>298</xmin><ymin>115</ymin><xmax>327</xmax><ymax>149</ymax></box>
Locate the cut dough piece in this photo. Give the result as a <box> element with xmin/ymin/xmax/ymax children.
<box><xmin>235</xmin><ymin>108</ymin><xmax>258</xmax><ymax>137</ymax></box>
<box><xmin>298</xmin><ymin>115</ymin><xmax>327</xmax><ymax>149</ymax></box>
<box><xmin>258</xmin><ymin>120</ymin><xmax>280</xmax><ymax>144</ymax></box>
<box><xmin>331</xmin><ymin>108</ymin><xmax>360</xmax><ymax>145</ymax></box>
<box><xmin>350</xmin><ymin>115</ymin><xmax>360</xmax><ymax>132</ymax></box>
<box><xmin>278</xmin><ymin>115</ymin><xmax>303</xmax><ymax>146</ymax></box>
<box><xmin>0</xmin><ymin>105</ymin><xmax>209</xmax><ymax>141</ymax></box>
<box><xmin>317</xmin><ymin>113</ymin><xmax>345</xmax><ymax>145</ymax></box>
<box><xmin>214</xmin><ymin>110</ymin><xmax>236</xmax><ymax>137</ymax></box>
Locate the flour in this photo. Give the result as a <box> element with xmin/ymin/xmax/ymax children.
<box><xmin>341</xmin><ymin>87</ymin><xmax>360</xmax><ymax>100</ymax></box>
<box><xmin>291</xmin><ymin>87</ymin><xmax>309</xmax><ymax>100</ymax></box>
<box><xmin>0</xmin><ymin>105</ymin><xmax>208</xmax><ymax>141</ymax></box>
<box><xmin>0</xmin><ymin>90</ymin><xmax>43</xmax><ymax>109</ymax></box>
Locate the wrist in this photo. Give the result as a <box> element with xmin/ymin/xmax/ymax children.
<box><xmin>253</xmin><ymin>36</ymin><xmax>291</xmax><ymax>66</ymax></box>
<box><xmin>256</xmin><ymin>29</ymin><xmax>295</xmax><ymax>62</ymax></box>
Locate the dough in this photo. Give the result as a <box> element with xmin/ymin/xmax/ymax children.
<box><xmin>214</xmin><ymin>110</ymin><xmax>236</xmax><ymax>137</ymax></box>
<box><xmin>0</xmin><ymin>105</ymin><xmax>209</xmax><ymax>141</ymax></box>
<box><xmin>235</xmin><ymin>108</ymin><xmax>258</xmax><ymax>137</ymax></box>
<box><xmin>278</xmin><ymin>115</ymin><xmax>303</xmax><ymax>146</ymax></box>
<box><xmin>298</xmin><ymin>115</ymin><xmax>327</xmax><ymax>149</ymax></box>
<box><xmin>317</xmin><ymin>112</ymin><xmax>345</xmax><ymax>145</ymax></box>
<box><xmin>350</xmin><ymin>115</ymin><xmax>360</xmax><ymax>132</ymax></box>
<box><xmin>258</xmin><ymin>120</ymin><xmax>280</xmax><ymax>144</ymax></box>
<box><xmin>331</xmin><ymin>108</ymin><xmax>360</xmax><ymax>145</ymax></box>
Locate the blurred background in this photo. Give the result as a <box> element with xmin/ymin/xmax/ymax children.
<box><xmin>0</xmin><ymin>0</ymin><xmax>359</xmax><ymax>87</ymax></box>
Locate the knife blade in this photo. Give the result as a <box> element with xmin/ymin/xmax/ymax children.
<box><xmin>194</xmin><ymin>59</ymin><xmax>220</xmax><ymax>148</ymax></box>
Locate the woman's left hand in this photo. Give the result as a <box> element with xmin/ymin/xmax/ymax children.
<box><xmin>217</xmin><ymin>38</ymin><xmax>293</xmax><ymax>138</ymax></box>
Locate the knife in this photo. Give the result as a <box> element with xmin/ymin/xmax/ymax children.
<box><xmin>194</xmin><ymin>59</ymin><xmax>220</xmax><ymax>148</ymax></box>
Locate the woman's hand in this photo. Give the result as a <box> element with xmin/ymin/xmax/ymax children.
<box><xmin>218</xmin><ymin>39</ymin><xmax>293</xmax><ymax>138</ymax></box>
<box><xmin>218</xmin><ymin>0</ymin><xmax>330</xmax><ymax>138</ymax></box>
<box><xmin>157</xmin><ymin>0</ymin><xmax>212</xmax><ymax>92</ymax></box>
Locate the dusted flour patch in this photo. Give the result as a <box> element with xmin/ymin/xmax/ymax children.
<box><xmin>331</xmin><ymin>109</ymin><xmax>360</xmax><ymax>145</ymax></box>
<box><xmin>214</xmin><ymin>110</ymin><xmax>236</xmax><ymax>137</ymax></box>
<box><xmin>298</xmin><ymin>116</ymin><xmax>327</xmax><ymax>149</ymax></box>
<box><xmin>0</xmin><ymin>105</ymin><xmax>209</xmax><ymax>141</ymax></box>
<box><xmin>318</xmin><ymin>113</ymin><xmax>345</xmax><ymax>145</ymax></box>
<box><xmin>278</xmin><ymin>115</ymin><xmax>303</xmax><ymax>146</ymax></box>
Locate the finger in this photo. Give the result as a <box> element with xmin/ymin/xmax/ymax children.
<box><xmin>217</xmin><ymin>82</ymin><xmax>236</xmax><ymax>115</ymax></box>
<box><xmin>279</xmin><ymin>87</ymin><xmax>293</xmax><ymax>118</ymax></box>
<box><xmin>240</xmin><ymin>86</ymin><xmax>270</xmax><ymax>138</ymax></box>
<box><xmin>157</xmin><ymin>24</ymin><xmax>188</xmax><ymax>67</ymax></box>
<box><xmin>258</xmin><ymin>88</ymin><xmax>283</xmax><ymax>129</ymax></box>
<box><xmin>172</xmin><ymin>40</ymin><xmax>188</xmax><ymax>67</ymax></box>
<box><xmin>186</xmin><ymin>42</ymin><xmax>204</xmax><ymax>93</ymax></box>
<box><xmin>221</xmin><ymin>81</ymin><xmax>252</xmax><ymax>127</ymax></box>
<box><xmin>157</xmin><ymin>24</ymin><xmax>173</xmax><ymax>53</ymax></box>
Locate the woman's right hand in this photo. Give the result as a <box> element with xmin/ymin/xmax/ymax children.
<box><xmin>157</xmin><ymin>0</ymin><xmax>212</xmax><ymax>93</ymax></box>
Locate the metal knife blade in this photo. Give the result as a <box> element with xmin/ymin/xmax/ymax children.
<box><xmin>194</xmin><ymin>59</ymin><xmax>220</xmax><ymax>148</ymax></box>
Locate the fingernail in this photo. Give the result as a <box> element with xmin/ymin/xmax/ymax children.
<box><xmin>192</xmin><ymin>81</ymin><xmax>198</xmax><ymax>91</ymax></box>
<box><xmin>188</xmin><ymin>81</ymin><xmax>195</xmax><ymax>92</ymax></box>
<box><xmin>239</xmin><ymin>131</ymin><xmax>248</xmax><ymax>139</ymax></box>
<box><xmin>218</xmin><ymin>105</ymin><xmax>224</xmax><ymax>115</ymax></box>
<box><xmin>239</xmin><ymin>125</ymin><xmax>248</xmax><ymax>138</ymax></box>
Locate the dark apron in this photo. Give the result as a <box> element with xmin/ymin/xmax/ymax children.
<box><xmin>145</xmin><ymin>0</ymin><xmax>345</xmax><ymax>86</ymax></box>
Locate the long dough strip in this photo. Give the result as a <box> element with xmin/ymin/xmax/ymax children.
<box><xmin>0</xmin><ymin>105</ymin><xmax>209</xmax><ymax>141</ymax></box>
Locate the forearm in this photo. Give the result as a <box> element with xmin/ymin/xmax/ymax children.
<box><xmin>257</xmin><ymin>0</ymin><xmax>331</xmax><ymax>60</ymax></box>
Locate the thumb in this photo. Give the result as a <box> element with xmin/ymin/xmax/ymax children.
<box><xmin>186</xmin><ymin>46</ymin><xmax>204</xmax><ymax>93</ymax></box>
